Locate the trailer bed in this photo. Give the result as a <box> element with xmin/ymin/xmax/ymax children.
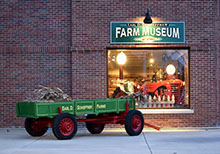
<box><xmin>16</xmin><ymin>98</ymin><xmax>135</xmax><ymax>118</ymax></box>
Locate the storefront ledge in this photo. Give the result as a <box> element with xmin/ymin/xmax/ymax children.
<box><xmin>138</xmin><ymin>109</ymin><xmax>194</xmax><ymax>114</ymax></box>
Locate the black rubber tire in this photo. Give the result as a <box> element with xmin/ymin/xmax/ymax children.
<box><xmin>25</xmin><ymin>118</ymin><xmax>48</xmax><ymax>137</ymax></box>
<box><xmin>52</xmin><ymin>113</ymin><xmax>78</xmax><ymax>140</ymax></box>
<box><xmin>125</xmin><ymin>110</ymin><xmax>144</xmax><ymax>136</ymax></box>
<box><xmin>86</xmin><ymin>114</ymin><xmax>105</xmax><ymax>134</ymax></box>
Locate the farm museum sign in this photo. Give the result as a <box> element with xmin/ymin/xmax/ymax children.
<box><xmin>110</xmin><ymin>22</ymin><xmax>185</xmax><ymax>44</ymax></box>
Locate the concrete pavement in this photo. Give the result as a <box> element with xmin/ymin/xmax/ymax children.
<box><xmin>0</xmin><ymin>128</ymin><xmax>220</xmax><ymax>154</ymax></box>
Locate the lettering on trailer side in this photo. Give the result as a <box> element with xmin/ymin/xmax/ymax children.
<box><xmin>77</xmin><ymin>105</ymin><xmax>93</xmax><ymax>110</ymax></box>
<box><xmin>62</xmin><ymin>106</ymin><xmax>73</xmax><ymax>111</ymax></box>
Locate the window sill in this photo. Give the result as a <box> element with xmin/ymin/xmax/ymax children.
<box><xmin>138</xmin><ymin>109</ymin><xmax>194</xmax><ymax>114</ymax></box>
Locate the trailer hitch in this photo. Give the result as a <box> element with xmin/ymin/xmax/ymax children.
<box><xmin>144</xmin><ymin>122</ymin><xmax>160</xmax><ymax>131</ymax></box>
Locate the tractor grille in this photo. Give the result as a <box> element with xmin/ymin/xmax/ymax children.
<box><xmin>170</xmin><ymin>83</ymin><xmax>182</xmax><ymax>103</ymax></box>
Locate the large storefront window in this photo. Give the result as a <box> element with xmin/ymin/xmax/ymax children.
<box><xmin>108</xmin><ymin>49</ymin><xmax>189</xmax><ymax>109</ymax></box>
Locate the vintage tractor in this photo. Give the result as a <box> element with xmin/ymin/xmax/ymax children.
<box><xmin>145</xmin><ymin>75</ymin><xmax>184</xmax><ymax>104</ymax></box>
<box><xmin>112</xmin><ymin>74</ymin><xmax>185</xmax><ymax>106</ymax></box>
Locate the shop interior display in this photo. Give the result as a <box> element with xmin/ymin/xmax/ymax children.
<box><xmin>108</xmin><ymin>49</ymin><xmax>189</xmax><ymax>109</ymax></box>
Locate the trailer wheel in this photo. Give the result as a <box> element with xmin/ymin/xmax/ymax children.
<box><xmin>25</xmin><ymin>118</ymin><xmax>48</xmax><ymax>137</ymax></box>
<box><xmin>125</xmin><ymin>110</ymin><xmax>144</xmax><ymax>136</ymax></box>
<box><xmin>52</xmin><ymin>113</ymin><xmax>77</xmax><ymax>140</ymax></box>
<box><xmin>86</xmin><ymin>115</ymin><xmax>105</xmax><ymax>134</ymax></box>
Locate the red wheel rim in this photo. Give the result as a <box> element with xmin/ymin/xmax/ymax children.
<box><xmin>31</xmin><ymin>120</ymin><xmax>42</xmax><ymax>132</ymax></box>
<box><xmin>93</xmin><ymin>124</ymin><xmax>102</xmax><ymax>131</ymax></box>
<box><xmin>132</xmin><ymin>115</ymin><xmax>142</xmax><ymax>131</ymax></box>
<box><xmin>59</xmin><ymin>118</ymin><xmax>74</xmax><ymax>136</ymax></box>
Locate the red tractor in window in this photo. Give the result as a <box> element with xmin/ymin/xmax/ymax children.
<box><xmin>144</xmin><ymin>75</ymin><xmax>185</xmax><ymax>105</ymax></box>
<box><xmin>112</xmin><ymin>75</ymin><xmax>185</xmax><ymax>106</ymax></box>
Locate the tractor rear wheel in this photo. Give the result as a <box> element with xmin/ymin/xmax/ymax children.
<box><xmin>52</xmin><ymin>113</ymin><xmax>77</xmax><ymax>140</ymax></box>
<box><xmin>25</xmin><ymin>118</ymin><xmax>48</xmax><ymax>137</ymax></box>
<box><xmin>86</xmin><ymin>115</ymin><xmax>105</xmax><ymax>134</ymax></box>
<box><xmin>125</xmin><ymin>110</ymin><xmax>144</xmax><ymax>136</ymax></box>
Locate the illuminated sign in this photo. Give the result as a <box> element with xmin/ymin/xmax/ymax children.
<box><xmin>110</xmin><ymin>22</ymin><xmax>185</xmax><ymax>44</ymax></box>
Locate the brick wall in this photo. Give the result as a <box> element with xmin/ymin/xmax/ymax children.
<box><xmin>0</xmin><ymin>0</ymin><xmax>72</xmax><ymax>127</ymax></box>
<box><xmin>72</xmin><ymin>50</ymin><xmax>107</xmax><ymax>99</ymax></box>
<box><xmin>72</xmin><ymin>0</ymin><xmax>216</xmax><ymax>50</ymax></box>
<box><xmin>0</xmin><ymin>0</ymin><xmax>72</xmax><ymax>46</ymax></box>
<box><xmin>0</xmin><ymin>47</ymin><xmax>72</xmax><ymax>127</ymax></box>
<box><xmin>0</xmin><ymin>0</ymin><xmax>219</xmax><ymax>128</ymax></box>
<box><xmin>215</xmin><ymin>0</ymin><xmax>220</xmax><ymax>125</ymax></box>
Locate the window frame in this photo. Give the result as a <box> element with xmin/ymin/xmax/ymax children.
<box><xmin>106</xmin><ymin>47</ymin><xmax>191</xmax><ymax>110</ymax></box>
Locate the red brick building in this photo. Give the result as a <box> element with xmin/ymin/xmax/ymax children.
<box><xmin>0</xmin><ymin>0</ymin><xmax>220</xmax><ymax>128</ymax></box>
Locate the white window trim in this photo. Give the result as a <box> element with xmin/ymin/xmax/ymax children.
<box><xmin>138</xmin><ymin>109</ymin><xmax>194</xmax><ymax>114</ymax></box>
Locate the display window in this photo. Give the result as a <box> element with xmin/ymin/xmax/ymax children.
<box><xmin>107</xmin><ymin>48</ymin><xmax>189</xmax><ymax>109</ymax></box>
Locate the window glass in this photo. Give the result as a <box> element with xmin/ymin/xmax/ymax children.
<box><xmin>108</xmin><ymin>49</ymin><xmax>189</xmax><ymax>109</ymax></box>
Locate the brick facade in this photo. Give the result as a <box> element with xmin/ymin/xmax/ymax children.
<box><xmin>0</xmin><ymin>47</ymin><xmax>72</xmax><ymax>127</ymax></box>
<box><xmin>0</xmin><ymin>0</ymin><xmax>220</xmax><ymax>128</ymax></box>
<box><xmin>216</xmin><ymin>0</ymin><xmax>220</xmax><ymax>125</ymax></box>
<box><xmin>0</xmin><ymin>0</ymin><xmax>72</xmax><ymax>127</ymax></box>
<box><xmin>0</xmin><ymin>0</ymin><xmax>72</xmax><ymax>46</ymax></box>
<box><xmin>72</xmin><ymin>50</ymin><xmax>107</xmax><ymax>100</ymax></box>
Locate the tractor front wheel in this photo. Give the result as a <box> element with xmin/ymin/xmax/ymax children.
<box><xmin>52</xmin><ymin>113</ymin><xmax>78</xmax><ymax>140</ymax></box>
<box><xmin>25</xmin><ymin>118</ymin><xmax>48</xmax><ymax>137</ymax></box>
<box><xmin>125</xmin><ymin>110</ymin><xmax>144</xmax><ymax>136</ymax></box>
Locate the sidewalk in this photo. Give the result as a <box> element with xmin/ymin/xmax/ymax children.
<box><xmin>0</xmin><ymin>128</ymin><xmax>220</xmax><ymax>154</ymax></box>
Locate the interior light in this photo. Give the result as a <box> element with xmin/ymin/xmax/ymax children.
<box><xmin>117</xmin><ymin>52</ymin><xmax>127</xmax><ymax>65</ymax></box>
<box><xmin>166</xmin><ymin>64</ymin><xmax>176</xmax><ymax>75</ymax></box>
<box><xmin>149</xmin><ymin>58</ymin><xmax>154</xmax><ymax>63</ymax></box>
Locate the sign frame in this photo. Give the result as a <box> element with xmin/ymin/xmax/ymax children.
<box><xmin>110</xmin><ymin>21</ymin><xmax>185</xmax><ymax>44</ymax></box>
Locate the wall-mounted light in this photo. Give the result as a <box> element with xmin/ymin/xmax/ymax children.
<box><xmin>143</xmin><ymin>8</ymin><xmax>153</xmax><ymax>24</ymax></box>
